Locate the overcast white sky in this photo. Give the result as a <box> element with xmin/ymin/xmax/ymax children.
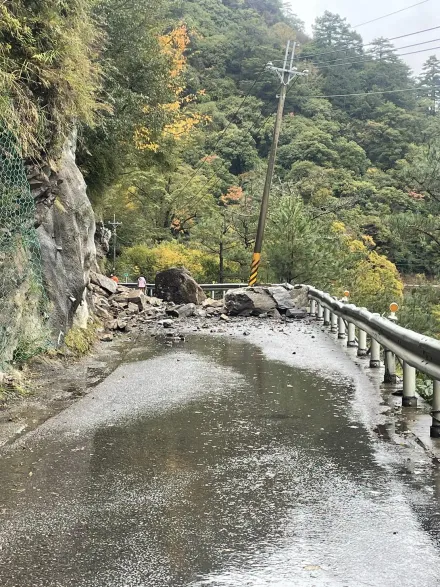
<box><xmin>287</xmin><ymin>0</ymin><xmax>439</xmax><ymax>73</ymax></box>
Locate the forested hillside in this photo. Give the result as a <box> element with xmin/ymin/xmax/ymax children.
<box><xmin>1</xmin><ymin>0</ymin><xmax>440</xmax><ymax>337</ymax></box>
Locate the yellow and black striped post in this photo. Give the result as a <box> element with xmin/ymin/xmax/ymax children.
<box><xmin>249</xmin><ymin>252</ymin><xmax>261</xmax><ymax>287</ymax></box>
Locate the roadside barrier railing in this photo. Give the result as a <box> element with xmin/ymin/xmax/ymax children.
<box><xmin>306</xmin><ymin>286</ymin><xmax>440</xmax><ymax>438</ymax></box>
<box><xmin>123</xmin><ymin>282</ymin><xmax>250</xmax><ymax>298</ymax></box>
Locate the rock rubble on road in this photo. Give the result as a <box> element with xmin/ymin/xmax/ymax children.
<box><xmin>91</xmin><ymin>273</ymin><xmax>310</xmax><ymax>344</ymax></box>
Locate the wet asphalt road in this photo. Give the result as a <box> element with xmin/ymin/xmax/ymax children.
<box><xmin>1</xmin><ymin>324</ymin><xmax>440</xmax><ymax>586</ymax></box>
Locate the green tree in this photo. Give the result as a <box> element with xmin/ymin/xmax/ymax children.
<box><xmin>419</xmin><ymin>55</ymin><xmax>440</xmax><ymax>115</ymax></box>
<box><xmin>0</xmin><ymin>0</ymin><xmax>101</xmax><ymax>157</ymax></box>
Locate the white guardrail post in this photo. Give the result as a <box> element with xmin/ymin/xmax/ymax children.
<box><xmin>317</xmin><ymin>302</ymin><xmax>324</xmax><ymax>321</ymax></box>
<box><xmin>323</xmin><ymin>308</ymin><xmax>330</xmax><ymax>326</ymax></box>
<box><xmin>384</xmin><ymin>303</ymin><xmax>398</xmax><ymax>384</ymax></box>
<box><xmin>347</xmin><ymin>322</ymin><xmax>357</xmax><ymax>347</ymax></box>
<box><xmin>431</xmin><ymin>381</ymin><xmax>440</xmax><ymax>438</ymax></box>
<box><xmin>402</xmin><ymin>362</ymin><xmax>417</xmax><ymax>407</ymax></box>
<box><xmin>357</xmin><ymin>329</ymin><xmax>368</xmax><ymax>356</ymax></box>
<box><xmin>338</xmin><ymin>316</ymin><xmax>346</xmax><ymax>339</ymax></box>
<box><xmin>370</xmin><ymin>335</ymin><xmax>381</xmax><ymax>369</ymax></box>
<box><xmin>330</xmin><ymin>312</ymin><xmax>338</xmax><ymax>334</ymax></box>
<box><xmin>384</xmin><ymin>350</ymin><xmax>397</xmax><ymax>384</ymax></box>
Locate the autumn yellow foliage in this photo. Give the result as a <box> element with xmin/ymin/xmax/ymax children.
<box><xmin>332</xmin><ymin>222</ymin><xmax>403</xmax><ymax>313</ymax></box>
<box><xmin>135</xmin><ymin>25</ymin><xmax>210</xmax><ymax>152</ymax></box>
<box><xmin>117</xmin><ymin>241</ymin><xmax>218</xmax><ymax>282</ymax></box>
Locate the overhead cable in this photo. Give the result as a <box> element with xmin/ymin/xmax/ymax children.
<box><xmin>294</xmin><ymin>25</ymin><xmax>440</xmax><ymax>62</ymax></box>
<box><xmin>354</xmin><ymin>0</ymin><xmax>430</xmax><ymax>28</ymax></box>
<box><xmin>309</xmin><ymin>86</ymin><xmax>435</xmax><ymax>99</ymax></box>
<box><xmin>314</xmin><ymin>43</ymin><xmax>440</xmax><ymax>70</ymax></box>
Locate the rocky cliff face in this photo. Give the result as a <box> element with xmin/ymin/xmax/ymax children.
<box><xmin>33</xmin><ymin>131</ymin><xmax>97</xmax><ymax>342</ymax></box>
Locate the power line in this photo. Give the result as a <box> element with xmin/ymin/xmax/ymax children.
<box><xmin>354</xmin><ymin>0</ymin><xmax>430</xmax><ymax>28</ymax></box>
<box><xmin>294</xmin><ymin>25</ymin><xmax>440</xmax><ymax>62</ymax></box>
<box><xmin>314</xmin><ymin>43</ymin><xmax>440</xmax><ymax>71</ymax></box>
<box><xmin>313</xmin><ymin>37</ymin><xmax>440</xmax><ymax>67</ymax></box>
<box><xmin>308</xmin><ymin>86</ymin><xmax>435</xmax><ymax>99</ymax></box>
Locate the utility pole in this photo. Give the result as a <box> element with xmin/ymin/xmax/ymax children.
<box><xmin>108</xmin><ymin>214</ymin><xmax>122</xmax><ymax>273</ymax></box>
<box><xmin>249</xmin><ymin>41</ymin><xmax>308</xmax><ymax>286</ymax></box>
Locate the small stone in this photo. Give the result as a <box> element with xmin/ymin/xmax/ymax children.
<box><xmin>99</xmin><ymin>333</ymin><xmax>113</xmax><ymax>342</ymax></box>
<box><xmin>220</xmin><ymin>314</ymin><xmax>230</xmax><ymax>322</ymax></box>
<box><xmin>162</xmin><ymin>319</ymin><xmax>173</xmax><ymax>328</ymax></box>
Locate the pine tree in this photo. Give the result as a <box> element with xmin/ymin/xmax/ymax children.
<box><xmin>419</xmin><ymin>55</ymin><xmax>440</xmax><ymax>114</ymax></box>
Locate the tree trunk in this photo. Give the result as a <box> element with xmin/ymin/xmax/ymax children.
<box><xmin>219</xmin><ymin>240</ymin><xmax>224</xmax><ymax>283</ymax></box>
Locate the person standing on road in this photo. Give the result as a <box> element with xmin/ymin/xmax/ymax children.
<box><xmin>138</xmin><ymin>275</ymin><xmax>147</xmax><ymax>294</ymax></box>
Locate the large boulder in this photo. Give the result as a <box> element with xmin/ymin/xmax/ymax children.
<box><xmin>224</xmin><ymin>284</ymin><xmax>310</xmax><ymax>317</ymax></box>
<box><xmin>225</xmin><ymin>287</ymin><xmax>277</xmax><ymax>316</ymax></box>
<box><xmin>155</xmin><ymin>268</ymin><xmax>206</xmax><ymax>305</ymax></box>
<box><xmin>266</xmin><ymin>286</ymin><xmax>295</xmax><ymax>311</ymax></box>
<box><xmin>289</xmin><ymin>285</ymin><xmax>309</xmax><ymax>311</ymax></box>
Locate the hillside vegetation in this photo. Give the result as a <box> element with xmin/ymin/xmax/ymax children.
<box><xmin>1</xmin><ymin>0</ymin><xmax>440</xmax><ymax>331</ymax></box>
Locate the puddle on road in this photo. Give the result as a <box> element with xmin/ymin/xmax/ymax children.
<box><xmin>1</xmin><ymin>336</ymin><xmax>440</xmax><ymax>587</ymax></box>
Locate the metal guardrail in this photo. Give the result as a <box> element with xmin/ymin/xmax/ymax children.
<box><xmin>122</xmin><ymin>282</ymin><xmax>247</xmax><ymax>290</ymax></box>
<box><xmin>307</xmin><ymin>287</ymin><xmax>440</xmax><ymax>380</ymax></box>
<box><xmin>122</xmin><ymin>282</ymin><xmax>250</xmax><ymax>298</ymax></box>
<box><xmin>306</xmin><ymin>285</ymin><xmax>440</xmax><ymax>438</ymax></box>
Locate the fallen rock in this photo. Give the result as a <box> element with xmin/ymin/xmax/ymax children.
<box><xmin>95</xmin><ymin>306</ymin><xmax>112</xmax><ymax>321</ymax></box>
<box><xmin>146</xmin><ymin>296</ymin><xmax>163</xmax><ymax>307</ymax></box>
<box><xmin>286</xmin><ymin>308</ymin><xmax>308</xmax><ymax>319</ymax></box>
<box><xmin>116</xmin><ymin>285</ymin><xmax>131</xmax><ymax>294</ymax></box>
<box><xmin>127</xmin><ymin>291</ymin><xmax>149</xmax><ymax>311</ymax></box>
<box><xmin>266</xmin><ymin>286</ymin><xmax>295</xmax><ymax>311</ymax></box>
<box><xmin>93</xmin><ymin>295</ymin><xmax>110</xmax><ymax>309</ymax></box>
<box><xmin>106</xmin><ymin>319</ymin><xmax>118</xmax><ymax>331</ymax></box>
<box><xmin>155</xmin><ymin>268</ymin><xmax>206</xmax><ymax>305</ymax></box>
<box><xmin>220</xmin><ymin>314</ymin><xmax>230</xmax><ymax>322</ymax></box>
<box><xmin>99</xmin><ymin>333</ymin><xmax>114</xmax><ymax>342</ymax></box>
<box><xmin>202</xmin><ymin>298</ymin><xmax>224</xmax><ymax>308</ymax></box>
<box><xmin>90</xmin><ymin>283</ymin><xmax>111</xmax><ymax>298</ymax></box>
<box><xmin>117</xmin><ymin>319</ymin><xmax>128</xmax><ymax>330</ymax></box>
<box><xmin>225</xmin><ymin>287</ymin><xmax>276</xmax><ymax>316</ymax></box>
<box><xmin>289</xmin><ymin>285</ymin><xmax>309</xmax><ymax>311</ymax></box>
<box><xmin>90</xmin><ymin>272</ymin><xmax>118</xmax><ymax>295</ymax></box>
<box><xmin>166</xmin><ymin>303</ymin><xmax>196</xmax><ymax>318</ymax></box>
<box><xmin>127</xmin><ymin>302</ymin><xmax>139</xmax><ymax>314</ymax></box>
<box><xmin>162</xmin><ymin>319</ymin><xmax>174</xmax><ymax>328</ymax></box>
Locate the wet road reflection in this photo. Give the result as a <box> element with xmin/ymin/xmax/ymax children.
<box><xmin>1</xmin><ymin>335</ymin><xmax>440</xmax><ymax>586</ymax></box>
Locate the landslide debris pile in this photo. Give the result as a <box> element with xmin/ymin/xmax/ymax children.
<box><xmin>90</xmin><ymin>270</ymin><xmax>309</xmax><ymax>343</ymax></box>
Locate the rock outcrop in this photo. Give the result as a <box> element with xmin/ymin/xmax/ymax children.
<box><xmin>34</xmin><ymin>131</ymin><xmax>96</xmax><ymax>340</ymax></box>
<box><xmin>155</xmin><ymin>268</ymin><xmax>206</xmax><ymax>305</ymax></box>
